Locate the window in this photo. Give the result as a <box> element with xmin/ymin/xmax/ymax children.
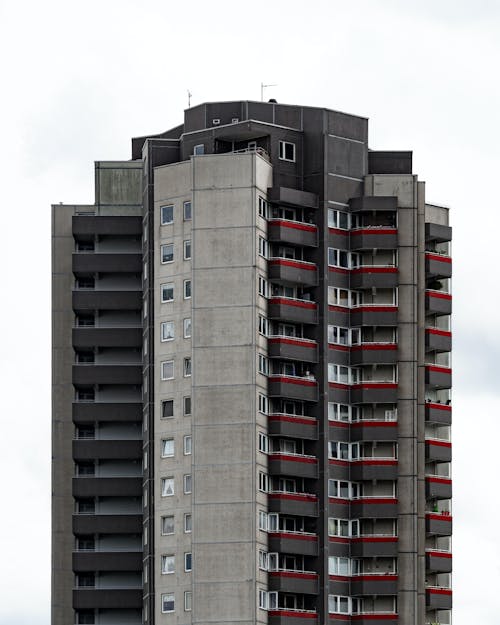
<box><xmin>184</xmin><ymin>357</ymin><xmax>192</xmax><ymax>377</ymax></box>
<box><xmin>184</xmin><ymin>279</ymin><xmax>191</xmax><ymax>299</ymax></box>
<box><xmin>258</xmin><ymin>196</ymin><xmax>268</xmax><ymax>218</ymax></box>
<box><xmin>161</xmin><ymin>399</ymin><xmax>174</xmax><ymax>418</ymax></box>
<box><xmin>161</xmin><ymin>360</ymin><xmax>174</xmax><ymax>380</ymax></box>
<box><xmin>328</xmin><ymin>595</ymin><xmax>350</xmax><ymax>615</ymax></box>
<box><xmin>184</xmin><ymin>591</ymin><xmax>192</xmax><ymax>612</ymax></box>
<box><xmin>328</xmin><ymin>518</ymin><xmax>359</xmax><ymax>537</ymax></box>
<box><xmin>161</xmin><ymin>477</ymin><xmax>174</xmax><ymax>497</ymax></box>
<box><xmin>161</xmin><ymin>555</ymin><xmax>175</xmax><ymax>574</ymax></box>
<box><xmin>77</xmin><ymin>610</ymin><xmax>95</xmax><ymax>624</ymax></box>
<box><xmin>143</xmin><ymin>299</ymin><xmax>148</xmax><ymax>319</ymax></box>
<box><xmin>328</xmin><ymin>325</ymin><xmax>350</xmax><ymax>345</ymax></box>
<box><xmin>258</xmin><ymin>590</ymin><xmax>278</xmax><ymax>610</ymax></box>
<box><xmin>279</xmin><ymin>140</ymin><xmax>296</xmax><ymax>162</ymax></box>
<box><xmin>258</xmin><ymin>432</ymin><xmax>269</xmax><ymax>454</ymax></box>
<box><xmin>258</xmin><ymin>354</ymin><xmax>268</xmax><ymax>376</ymax></box>
<box><xmin>184</xmin><ymin>513</ymin><xmax>192</xmax><ymax>533</ymax></box>
<box><xmin>184</xmin><ymin>474</ymin><xmax>192</xmax><ymax>494</ymax></box>
<box><xmin>77</xmin><ymin>499</ymin><xmax>95</xmax><ymax>514</ymax></box>
<box><xmin>183</xmin><ymin>435</ymin><xmax>192</xmax><ymax>455</ymax></box>
<box><xmin>161</xmin><ymin>516</ymin><xmax>174</xmax><ymax>535</ymax></box>
<box><xmin>161</xmin><ymin>438</ymin><xmax>174</xmax><ymax>457</ymax></box>
<box><xmin>258</xmin><ymin>236</ymin><xmax>268</xmax><ymax>258</ymax></box>
<box><xmin>161</xmin><ymin>321</ymin><xmax>174</xmax><ymax>341</ymax></box>
<box><xmin>328</xmin><ymin>209</ymin><xmax>350</xmax><ymax>230</ymax></box>
<box><xmin>161</xmin><ymin>593</ymin><xmax>175</xmax><ymax>613</ymax></box>
<box><xmin>76</xmin><ymin>240</ymin><xmax>94</xmax><ymax>252</ymax></box>
<box><xmin>161</xmin><ymin>205</ymin><xmax>174</xmax><ymax>225</ymax></box>
<box><xmin>258</xmin><ymin>393</ymin><xmax>268</xmax><ymax>415</ymax></box>
<box><xmin>184</xmin><ymin>396</ymin><xmax>191</xmax><ymax>416</ymax></box>
<box><xmin>328</xmin><ymin>403</ymin><xmax>359</xmax><ymax>422</ymax></box>
<box><xmin>161</xmin><ymin>243</ymin><xmax>174</xmax><ymax>264</ymax></box>
<box><xmin>258</xmin><ymin>510</ymin><xmax>268</xmax><ymax>531</ymax></box>
<box><xmin>184</xmin><ymin>552</ymin><xmax>192</xmax><ymax>572</ymax></box>
<box><xmin>161</xmin><ymin>282</ymin><xmax>174</xmax><ymax>302</ymax></box>
<box><xmin>258</xmin><ymin>471</ymin><xmax>269</xmax><ymax>493</ymax></box>
<box><xmin>144</xmin><ymin>526</ymin><xmax>148</xmax><ymax>545</ymax></box>
<box><xmin>258</xmin><ymin>315</ymin><xmax>269</xmax><ymax>336</ymax></box>
<box><xmin>77</xmin><ymin>573</ymin><xmax>95</xmax><ymax>587</ymax></box>
<box><xmin>184</xmin><ymin>240</ymin><xmax>191</xmax><ymax>260</ymax></box>
<box><xmin>328</xmin><ymin>480</ymin><xmax>362</xmax><ymax>499</ymax></box>
<box><xmin>183</xmin><ymin>317</ymin><xmax>192</xmax><ymax>338</ymax></box>
<box><xmin>328</xmin><ymin>364</ymin><xmax>359</xmax><ymax>385</ymax></box>
<box><xmin>258</xmin><ymin>276</ymin><xmax>269</xmax><ymax>298</ymax></box>
<box><xmin>76</xmin><ymin>314</ymin><xmax>95</xmax><ymax>327</ymax></box>
<box><xmin>259</xmin><ymin>550</ymin><xmax>268</xmax><ymax>570</ymax></box>
<box><xmin>76</xmin><ymin>277</ymin><xmax>95</xmax><ymax>290</ymax></box>
<box><xmin>328</xmin><ymin>556</ymin><xmax>352</xmax><ymax>576</ymax></box>
<box><xmin>193</xmin><ymin>144</ymin><xmax>205</xmax><ymax>155</ymax></box>
<box><xmin>183</xmin><ymin>200</ymin><xmax>192</xmax><ymax>220</ymax></box>
<box><xmin>329</xmin><ymin>441</ymin><xmax>359</xmax><ymax>460</ymax></box>
<box><xmin>328</xmin><ymin>248</ymin><xmax>349</xmax><ymax>268</ymax></box>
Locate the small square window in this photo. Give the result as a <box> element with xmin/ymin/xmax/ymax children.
<box><xmin>184</xmin><ymin>279</ymin><xmax>191</xmax><ymax>299</ymax></box>
<box><xmin>184</xmin><ymin>590</ymin><xmax>192</xmax><ymax>612</ymax></box>
<box><xmin>161</xmin><ymin>205</ymin><xmax>174</xmax><ymax>225</ymax></box>
<box><xmin>184</xmin><ymin>435</ymin><xmax>192</xmax><ymax>455</ymax></box>
<box><xmin>161</xmin><ymin>477</ymin><xmax>174</xmax><ymax>497</ymax></box>
<box><xmin>193</xmin><ymin>144</ymin><xmax>205</xmax><ymax>156</ymax></box>
<box><xmin>161</xmin><ymin>399</ymin><xmax>174</xmax><ymax>418</ymax></box>
<box><xmin>161</xmin><ymin>283</ymin><xmax>174</xmax><ymax>303</ymax></box>
<box><xmin>184</xmin><ymin>396</ymin><xmax>192</xmax><ymax>416</ymax></box>
<box><xmin>184</xmin><ymin>239</ymin><xmax>191</xmax><ymax>260</ymax></box>
<box><xmin>161</xmin><ymin>515</ymin><xmax>174</xmax><ymax>535</ymax></box>
<box><xmin>161</xmin><ymin>438</ymin><xmax>174</xmax><ymax>457</ymax></box>
<box><xmin>279</xmin><ymin>140</ymin><xmax>296</xmax><ymax>162</ymax></box>
<box><xmin>161</xmin><ymin>360</ymin><xmax>174</xmax><ymax>380</ymax></box>
<box><xmin>184</xmin><ymin>357</ymin><xmax>192</xmax><ymax>377</ymax></box>
<box><xmin>184</xmin><ymin>201</ymin><xmax>192</xmax><ymax>221</ymax></box>
<box><xmin>161</xmin><ymin>243</ymin><xmax>174</xmax><ymax>264</ymax></box>
<box><xmin>184</xmin><ymin>552</ymin><xmax>192</xmax><ymax>572</ymax></box>
<box><xmin>184</xmin><ymin>474</ymin><xmax>192</xmax><ymax>494</ymax></box>
<box><xmin>161</xmin><ymin>321</ymin><xmax>174</xmax><ymax>341</ymax></box>
<box><xmin>161</xmin><ymin>593</ymin><xmax>175</xmax><ymax>613</ymax></box>
<box><xmin>161</xmin><ymin>555</ymin><xmax>175</xmax><ymax>574</ymax></box>
<box><xmin>183</xmin><ymin>318</ymin><xmax>192</xmax><ymax>338</ymax></box>
<box><xmin>184</xmin><ymin>513</ymin><xmax>192</xmax><ymax>533</ymax></box>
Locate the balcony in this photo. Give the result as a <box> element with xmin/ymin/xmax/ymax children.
<box><xmin>73</xmin><ymin>477</ymin><xmax>142</xmax><ymax>497</ymax></box>
<box><xmin>72</xmin><ymin>290</ymin><xmax>142</xmax><ymax>311</ymax></box>
<box><xmin>72</xmin><ymin>327</ymin><xmax>142</xmax><ymax>348</ymax></box>
<box><xmin>268</xmin><ymin>219</ymin><xmax>318</xmax><ymax>247</ymax></box>
<box><xmin>73</xmin><ymin>402</ymin><xmax>143</xmax><ymax>423</ymax></box>
<box><xmin>72</xmin><ymin>363</ymin><xmax>142</xmax><ymax>386</ymax></box>
<box><xmin>426</xmin><ymin>587</ymin><xmax>452</xmax><ymax>610</ymax></box>
<box><xmin>350</xmin><ymin>196</ymin><xmax>398</xmax><ymax>213</ymax></box>
<box><xmin>351</xmin><ymin>613</ymin><xmax>398</xmax><ymax>624</ymax></box>
<box><xmin>268</xmin><ymin>336</ymin><xmax>318</xmax><ymax>363</ymax></box>
<box><xmin>425</xmin><ymin>290</ymin><xmax>452</xmax><ymax>315</ymax></box>
<box><xmin>350</xmin><ymin>459</ymin><xmax>398</xmax><ymax>481</ymax></box>
<box><xmin>269</xmin><ymin>452</ymin><xmax>319</xmax><ymax>479</ymax></box>
<box><xmin>268</xmin><ymin>491</ymin><xmax>319</xmax><ymax>517</ymax></box>
<box><xmin>268</xmin><ymin>297</ymin><xmax>318</xmax><ymax>325</ymax></box>
<box><xmin>425</xmin><ymin>402</ymin><xmax>451</xmax><ymax>425</ymax></box>
<box><xmin>350</xmin><ymin>227</ymin><xmax>398</xmax><ymax>250</ymax></box>
<box><xmin>350</xmin><ymin>383</ymin><xmax>398</xmax><ymax>404</ymax></box>
<box><xmin>268</xmin><ymin>257</ymin><xmax>318</xmax><ymax>287</ymax></box>
<box><xmin>425</xmin><ymin>365</ymin><xmax>451</xmax><ymax>390</ymax></box>
<box><xmin>268</xmin><ymin>375</ymin><xmax>319</xmax><ymax>402</ymax></box>
<box><xmin>73</xmin><ymin>513</ymin><xmax>142</xmax><ymax>534</ymax></box>
<box><xmin>426</xmin><ymin>549</ymin><xmax>452</xmax><ymax>573</ymax></box>
<box><xmin>72</xmin><ymin>550</ymin><xmax>142</xmax><ymax>571</ymax></box>
<box><xmin>350</xmin><ymin>343</ymin><xmax>398</xmax><ymax>366</ymax></box>
<box><xmin>268</xmin><ymin>414</ymin><xmax>318</xmax><ymax>440</ymax></box>
<box><xmin>350</xmin><ymin>419</ymin><xmax>398</xmax><ymax>442</ymax></box>
<box><xmin>425</xmin><ymin>328</ymin><xmax>452</xmax><ymax>353</ymax></box>
<box><xmin>425</xmin><ymin>252</ymin><xmax>452</xmax><ymax>279</ymax></box>
<box><xmin>425</xmin><ymin>476</ymin><xmax>452</xmax><ymax>499</ymax></box>
<box><xmin>350</xmin><ymin>305</ymin><xmax>398</xmax><ymax>327</ymax></box>
<box><xmin>268</xmin><ymin>609</ymin><xmax>318</xmax><ymax>625</ymax></box>
<box><xmin>269</xmin><ymin>531</ymin><xmax>318</xmax><ymax>557</ymax></box>
<box><xmin>351</xmin><ymin>573</ymin><xmax>398</xmax><ymax>596</ymax></box>
<box><xmin>350</xmin><ymin>497</ymin><xmax>398</xmax><ymax>518</ymax></box>
<box><xmin>350</xmin><ymin>535</ymin><xmax>398</xmax><ymax>558</ymax></box>
<box><xmin>72</xmin><ymin>439</ymin><xmax>142</xmax><ymax>460</ymax></box>
<box><xmin>73</xmin><ymin>588</ymin><xmax>142</xmax><ymax>609</ymax></box>
<box><xmin>425</xmin><ymin>512</ymin><xmax>452</xmax><ymax>536</ymax></box>
<box><xmin>72</xmin><ymin>253</ymin><xmax>142</xmax><ymax>274</ymax></box>
<box><xmin>72</xmin><ymin>215</ymin><xmax>142</xmax><ymax>236</ymax></box>
<box><xmin>425</xmin><ymin>439</ymin><xmax>452</xmax><ymax>463</ymax></box>
<box><xmin>350</xmin><ymin>266</ymin><xmax>398</xmax><ymax>289</ymax></box>
<box><xmin>269</xmin><ymin>570</ymin><xmax>319</xmax><ymax>595</ymax></box>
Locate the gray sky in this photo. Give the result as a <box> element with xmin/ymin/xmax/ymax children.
<box><xmin>0</xmin><ymin>0</ymin><xmax>498</xmax><ymax>622</ymax></box>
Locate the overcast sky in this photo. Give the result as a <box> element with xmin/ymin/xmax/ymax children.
<box><xmin>0</xmin><ymin>0</ymin><xmax>498</xmax><ymax>623</ymax></box>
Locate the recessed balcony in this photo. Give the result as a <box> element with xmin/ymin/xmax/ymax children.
<box><xmin>268</xmin><ymin>375</ymin><xmax>319</xmax><ymax>402</ymax></box>
<box><xmin>425</xmin><ymin>512</ymin><xmax>452</xmax><ymax>536</ymax></box>
<box><xmin>350</xmin><ymin>573</ymin><xmax>398</xmax><ymax>596</ymax></box>
<box><xmin>350</xmin><ymin>342</ymin><xmax>398</xmax><ymax>366</ymax></box>
<box><xmin>268</xmin><ymin>491</ymin><xmax>319</xmax><ymax>517</ymax></box>
<box><xmin>426</xmin><ymin>587</ymin><xmax>452</xmax><ymax>610</ymax></box>
<box><xmin>350</xmin><ymin>227</ymin><xmax>398</xmax><ymax>250</ymax></box>
<box><xmin>425</xmin><ymin>439</ymin><xmax>452</xmax><ymax>462</ymax></box>
<box><xmin>425</xmin><ymin>402</ymin><xmax>451</xmax><ymax>425</ymax></box>
<box><xmin>425</xmin><ymin>328</ymin><xmax>452</xmax><ymax>353</ymax></box>
<box><xmin>350</xmin><ymin>266</ymin><xmax>398</xmax><ymax>289</ymax></box>
<box><xmin>269</xmin><ymin>531</ymin><xmax>318</xmax><ymax>557</ymax></box>
<box><xmin>350</xmin><ymin>305</ymin><xmax>398</xmax><ymax>327</ymax></box>
<box><xmin>425</xmin><ymin>290</ymin><xmax>452</xmax><ymax>315</ymax></box>
<box><xmin>268</xmin><ymin>336</ymin><xmax>318</xmax><ymax>363</ymax></box>
<box><xmin>268</xmin><ymin>414</ymin><xmax>318</xmax><ymax>440</ymax></box>
<box><xmin>268</xmin><ymin>609</ymin><xmax>318</xmax><ymax>625</ymax></box>
<box><xmin>425</xmin><ymin>475</ymin><xmax>452</xmax><ymax>499</ymax></box>
<box><xmin>268</xmin><ymin>219</ymin><xmax>318</xmax><ymax>247</ymax></box>
<box><xmin>425</xmin><ymin>365</ymin><xmax>452</xmax><ymax>390</ymax></box>
<box><xmin>350</xmin><ymin>382</ymin><xmax>398</xmax><ymax>404</ymax></box>
<box><xmin>269</xmin><ymin>569</ymin><xmax>319</xmax><ymax>595</ymax></box>
<box><xmin>269</xmin><ymin>452</ymin><xmax>319</xmax><ymax>479</ymax></box>
<box><xmin>350</xmin><ymin>535</ymin><xmax>398</xmax><ymax>558</ymax></box>
<box><xmin>268</xmin><ymin>297</ymin><xmax>318</xmax><ymax>325</ymax></box>
<box><xmin>350</xmin><ymin>418</ymin><xmax>398</xmax><ymax>442</ymax></box>
<box><xmin>350</xmin><ymin>497</ymin><xmax>399</xmax><ymax>518</ymax></box>
<box><xmin>268</xmin><ymin>257</ymin><xmax>318</xmax><ymax>287</ymax></box>
<box><xmin>350</xmin><ymin>458</ymin><xmax>398</xmax><ymax>481</ymax></box>
<box><xmin>425</xmin><ymin>252</ymin><xmax>452</xmax><ymax>279</ymax></box>
<box><xmin>426</xmin><ymin>549</ymin><xmax>452</xmax><ymax>573</ymax></box>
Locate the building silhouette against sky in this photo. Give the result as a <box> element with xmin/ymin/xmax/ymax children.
<box><xmin>52</xmin><ymin>100</ymin><xmax>453</xmax><ymax>625</ymax></box>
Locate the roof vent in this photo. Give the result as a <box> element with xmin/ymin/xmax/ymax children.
<box><xmin>268</xmin><ymin>98</ymin><xmax>277</xmax><ymax>103</ymax></box>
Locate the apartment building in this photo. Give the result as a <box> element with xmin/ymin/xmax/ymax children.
<box><xmin>52</xmin><ymin>100</ymin><xmax>452</xmax><ymax>625</ymax></box>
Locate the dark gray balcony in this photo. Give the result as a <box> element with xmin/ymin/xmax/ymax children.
<box><xmin>426</xmin><ymin>551</ymin><xmax>452</xmax><ymax>573</ymax></box>
<box><xmin>73</xmin><ymin>402</ymin><xmax>142</xmax><ymax>423</ymax></box>
<box><xmin>268</xmin><ymin>492</ymin><xmax>319</xmax><ymax>517</ymax></box>
<box><xmin>425</xmin><ymin>290</ymin><xmax>452</xmax><ymax>315</ymax></box>
<box><xmin>269</xmin><ymin>571</ymin><xmax>319</xmax><ymax>595</ymax></box>
<box><xmin>72</xmin><ymin>364</ymin><xmax>142</xmax><ymax>386</ymax></box>
<box><xmin>73</xmin><ymin>290</ymin><xmax>142</xmax><ymax>310</ymax></box>
<box><xmin>328</xmin><ymin>384</ymin><xmax>350</xmax><ymax>405</ymax></box>
<box><xmin>350</xmin><ymin>228</ymin><xmax>398</xmax><ymax>250</ymax></box>
<box><xmin>73</xmin><ymin>477</ymin><xmax>142</xmax><ymax>497</ymax></box>
<box><xmin>328</xmin><ymin>460</ymin><xmax>350</xmax><ymax>482</ymax></box>
<box><xmin>351</xmin><ymin>575</ymin><xmax>398</xmax><ymax>596</ymax></box>
<box><xmin>268</xmin><ymin>611</ymin><xmax>318</xmax><ymax>625</ymax></box>
<box><xmin>268</xmin><ymin>337</ymin><xmax>318</xmax><ymax>363</ymax></box>
<box><xmin>328</xmin><ymin>307</ymin><xmax>350</xmax><ymax>327</ymax></box>
<box><xmin>72</xmin><ymin>439</ymin><xmax>142</xmax><ymax>460</ymax></box>
<box><xmin>268</xmin><ymin>258</ymin><xmax>318</xmax><ymax>287</ymax></box>
<box><xmin>72</xmin><ymin>551</ymin><xmax>142</xmax><ymax>571</ymax></box>
<box><xmin>350</xmin><ymin>537</ymin><xmax>398</xmax><ymax>558</ymax></box>
<box><xmin>350</xmin><ymin>420</ymin><xmax>398</xmax><ymax>442</ymax></box>
<box><xmin>350</xmin><ymin>460</ymin><xmax>398</xmax><ymax>481</ymax></box>
<box><xmin>425</xmin><ymin>402</ymin><xmax>451</xmax><ymax>425</ymax></box>
<box><xmin>268</xmin><ymin>376</ymin><xmax>319</xmax><ymax>402</ymax></box>
<box><xmin>269</xmin><ymin>453</ymin><xmax>318</xmax><ymax>479</ymax></box>
<box><xmin>350</xmin><ymin>267</ymin><xmax>398</xmax><ymax>289</ymax></box>
<box><xmin>425</xmin><ymin>513</ymin><xmax>452</xmax><ymax>536</ymax></box>
<box><xmin>268</xmin><ymin>532</ymin><xmax>318</xmax><ymax>556</ymax></box>
<box><xmin>328</xmin><ymin>578</ymin><xmax>350</xmax><ymax>597</ymax></box>
<box><xmin>350</xmin><ymin>383</ymin><xmax>398</xmax><ymax>404</ymax></box>
<box><xmin>426</xmin><ymin>329</ymin><xmax>452</xmax><ymax>353</ymax></box>
<box><xmin>425</xmin><ymin>253</ymin><xmax>452</xmax><ymax>279</ymax></box>
<box><xmin>425</xmin><ymin>440</ymin><xmax>452</xmax><ymax>463</ymax></box>
<box><xmin>268</xmin><ymin>415</ymin><xmax>318</xmax><ymax>440</ymax></box>
<box><xmin>268</xmin><ymin>219</ymin><xmax>318</xmax><ymax>247</ymax></box>
<box><xmin>73</xmin><ymin>215</ymin><xmax>142</xmax><ymax>236</ymax></box>
<box><xmin>73</xmin><ymin>588</ymin><xmax>142</xmax><ymax>609</ymax></box>
<box><xmin>350</xmin><ymin>343</ymin><xmax>397</xmax><ymax>366</ymax></box>
<box><xmin>268</xmin><ymin>297</ymin><xmax>318</xmax><ymax>325</ymax></box>
<box><xmin>327</xmin><ymin>539</ymin><xmax>349</xmax><ymax>558</ymax></box>
<box><xmin>350</xmin><ymin>305</ymin><xmax>398</xmax><ymax>327</ymax></box>
<box><xmin>425</xmin><ymin>477</ymin><xmax>452</xmax><ymax>499</ymax></box>
<box><xmin>350</xmin><ymin>498</ymin><xmax>398</xmax><ymax>518</ymax></box>
<box><xmin>350</xmin><ymin>196</ymin><xmax>398</xmax><ymax>212</ymax></box>
<box><xmin>73</xmin><ymin>253</ymin><xmax>142</xmax><ymax>274</ymax></box>
<box><xmin>73</xmin><ymin>327</ymin><xmax>142</xmax><ymax>348</ymax></box>
<box><xmin>425</xmin><ymin>222</ymin><xmax>452</xmax><ymax>243</ymax></box>
<box><xmin>426</xmin><ymin>588</ymin><xmax>452</xmax><ymax>610</ymax></box>
<box><xmin>73</xmin><ymin>514</ymin><xmax>142</xmax><ymax>534</ymax></box>
<box><xmin>267</xmin><ymin>185</ymin><xmax>319</xmax><ymax>209</ymax></box>
<box><xmin>350</xmin><ymin>615</ymin><xmax>398</xmax><ymax>625</ymax></box>
<box><xmin>425</xmin><ymin>365</ymin><xmax>452</xmax><ymax>390</ymax></box>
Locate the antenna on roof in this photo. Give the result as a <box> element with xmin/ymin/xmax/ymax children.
<box><xmin>187</xmin><ymin>90</ymin><xmax>192</xmax><ymax>108</ymax></box>
<box><xmin>261</xmin><ymin>82</ymin><xmax>277</xmax><ymax>101</ymax></box>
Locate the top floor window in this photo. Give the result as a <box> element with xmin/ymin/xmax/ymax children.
<box><xmin>279</xmin><ymin>141</ymin><xmax>296</xmax><ymax>162</ymax></box>
<box><xmin>193</xmin><ymin>144</ymin><xmax>204</xmax><ymax>156</ymax></box>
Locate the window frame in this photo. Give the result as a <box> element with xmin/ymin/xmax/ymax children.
<box><xmin>183</xmin><ymin>200</ymin><xmax>192</xmax><ymax>220</ymax></box>
<box><xmin>161</xmin><ymin>554</ymin><xmax>175</xmax><ymax>575</ymax></box>
<box><xmin>183</xmin><ymin>317</ymin><xmax>192</xmax><ymax>338</ymax></box>
<box><xmin>183</xmin><ymin>435</ymin><xmax>192</xmax><ymax>455</ymax></box>
<box><xmin>184</xmin><ymin>513</ymin><xmax>192</xmax><ymax>533</ymax></box>
<box><xmin>183</xmin><ymin>396</ymin><xmax>191</xmax><ymax>416</ymax></box>
<box><xmin>184</xmin><ymin>552</ymin><xmax>192</xmax><ymax>572</ymax></box>
<box><xmin>183</xmin><ymin>357</ymin><xmax>192</xmax><ymax>377</ymax></box>
<box><xmin>183</xmin><ymin>279</ymin><xmax>192</xmax><ymax>299</ymax></box>
<box><xmin>183</xmin><ymin>474</ymin><xmax>192</xmax><ymax>494</ymax></box>
<box><xmin>184</xmin><ymin>239</ymin><xmax>191</xmax><ymax>260</ymax></box>
<box><xmin>161</xmin><ymin>476</ymin><xmax>174</xmax><ymax>497</ymax></box>
<box><xmin>279</xmin><ymin>140</ymin><xmax>296</xmax><ymax>162</ymax></box>
<box><xmin>161</xmin><ymin>282</ymin><xmax>174</xmax><ymax>303</ymax></box>
<box><xmin>161</xmin><ymin>438</ymin><xmax>175</xmax><ymax>458</ymax></box>
<box><xmin>161</xmin><ymin>593</ymin><xmax>175</xmax><ymax>614</ymax></box>
<box><xmin>161</xmin><ymin>205</ymin><xmax>174</xmax><ymax>226</ymax></box>
<box><xmin>184</xmin><ymin>590</ymin><xmax>192</xmax><ymax>612</ymax></box>
<box><xmin>160</xmin><ymin>243</ymin><xmax>174</xmax><ymax>264</ymax></box>
<box><xmin>161</xmin><ymin>320</ymin><xmax>175</xmax><ymax>342</ymax></box>
<box><xmin>193</xmin><ymin>144</ymin><xmax>205</xmax><ymax>156</ymax></box>
<box><xmin>161</xmin><ymin>399</ymin><xmax>174</xmax><ymax>419</ymax></box>
<box><xmin>161</xmin><ymin>360</ymin><xmax>174</xmax><ymax>381</ymax></box>
<box><xmin>161</xmin><ymin>515</ymin><xmax>175</xmax><ymax>535</ymax></box>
